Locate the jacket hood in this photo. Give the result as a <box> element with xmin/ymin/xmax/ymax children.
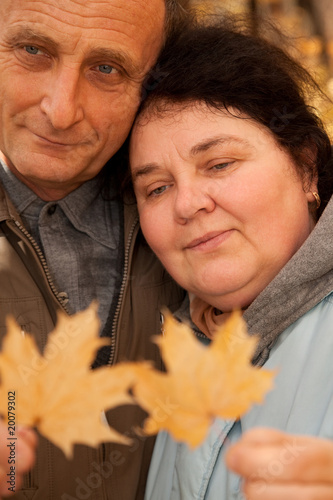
<box><xmin>245</xmin><ymin>194</ymin><xmax>333</xmax><ymax>365</ymax></box>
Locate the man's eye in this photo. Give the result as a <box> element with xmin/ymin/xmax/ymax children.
<box><xmin>98</xmin><ymin>64</ymin><xmax>117</xmax><ymax>74</ymax></box>
<box><xmin>24</xmin><ymin>46</ymin><xmax>40</xmax><ymax>55</ymax></box>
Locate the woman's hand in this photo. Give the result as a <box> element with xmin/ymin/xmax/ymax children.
<box><xmin>225</xmin><ymin>428</ymin><xmax>333</xmax><ymax>499</ymax></box>
<box><xmin>0</xmin><ymin>421</ymin><xmax>37</xmax><ymax>497</ymax></box>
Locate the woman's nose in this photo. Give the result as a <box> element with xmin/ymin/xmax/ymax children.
<box><xmin>174</xmin><ymin>180</ymin><xmax>216</xmax><ymax>222</ymax></box>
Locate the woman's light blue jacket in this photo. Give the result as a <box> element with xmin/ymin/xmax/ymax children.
<box><xmin>145</xmin><ymin>197</ymin><xmax>333</xmax><ymax>500</ymax></box>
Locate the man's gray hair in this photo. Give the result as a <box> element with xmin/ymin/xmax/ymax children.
<box><xmin>164</xmin><ymin>0</ymin><xmax>191</xmax><ymax>37</ymax></box>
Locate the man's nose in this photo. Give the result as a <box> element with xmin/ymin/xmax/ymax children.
<box><xmin>174</xmin><ymin>179</ymin><xmax>216</xmax><ymax>223</ymax></box>
<box><xmin>40</xmin><ymin>66</ymin><xmax>84</xmax><ymax>130</ymax></box>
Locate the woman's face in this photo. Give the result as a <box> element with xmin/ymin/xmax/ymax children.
<box><xmin>130</xmin><ymin>104</ymin><xmax>317</xmax><ymax>311</ymax></box>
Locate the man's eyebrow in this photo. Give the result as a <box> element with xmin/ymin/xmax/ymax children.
<box><xmin>6</xmin><ymin>26</ymin><xmax>141</xmax><ymax>76</ymax></box>
<box><xmin>87</xmin><ymin>48</ymin><xmax>141</xmax><ymax>76</ymax></box>
<box><xmin>6</xmin><ymin>26</ymin><xmax>58</xmax><ymax>51</ymax></box>
<box><xmin>190</xmin><ymin>135</ymin><xmax>253</xmax><ymax>156</ymax></box>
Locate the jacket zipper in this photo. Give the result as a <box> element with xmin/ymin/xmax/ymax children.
<box><xmin>23</xmin><ymin>470</ymin><xmax>33</xmax><ymax>489</ymax></box>
<box><xmin>12</xmin><ymin>212</ymin><xmax>139</xmax><ymax>361</ymax></box>
<box><xmin>13</xmin><ymin>219</ymin><xmax>70</xmax><ymax>314</ymax></box>
<box><xmin>13</xmin><ymin>215</ymin><xmax>130</xmax><ymax>498</ymax></box>
<box><xmin>108</xmin><ymin>216</ymin><xmax>139</xmax><ymax>366</ymax></box>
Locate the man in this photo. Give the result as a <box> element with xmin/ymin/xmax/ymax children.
<box><xmin>0</xmin><ymin>0</ymin><xmax>187</xmax><ymax>498</ymax></box>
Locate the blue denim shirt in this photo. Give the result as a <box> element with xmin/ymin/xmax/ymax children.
<box><xmin>0</xmin><ymin>162</ymin><xmax>122</xmax><ymax>335</ymax></box>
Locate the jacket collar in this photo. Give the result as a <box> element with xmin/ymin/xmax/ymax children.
<box><xmin>0</xmin><ymin>180</ymin><xmax>25</xmax><ymax>225</ymax></box>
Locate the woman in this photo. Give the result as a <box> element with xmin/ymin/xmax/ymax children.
<box><xmin>129</xmin><ymin>18</ymin><xmax>333</xmax><ymax>500</ymax></box>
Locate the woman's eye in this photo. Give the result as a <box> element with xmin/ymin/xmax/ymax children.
<box><xmin>98</xmin><ymin>64</ymin><xmax>118</xmax><ymax>75</ymax></box>
<box><xmin>149</xmin><ymin>185</ymin><xmax>167</xmax><ymax>197</ymax></box>
<box><xmin>212</xmin><ymin>161</ymin><xmax>233</xmax><ymax>171</ymax></box>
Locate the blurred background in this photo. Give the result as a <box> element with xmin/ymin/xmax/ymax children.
<box><xmin>190</xmin><ymin>0</ymin><xmax>333</xmax><ymax>136</ymax></box>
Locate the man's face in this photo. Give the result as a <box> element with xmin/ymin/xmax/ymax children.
<box><xmin>0</xmin><ymin>0</ymin><xmax>165</xmax><ymax>199</ymax></box>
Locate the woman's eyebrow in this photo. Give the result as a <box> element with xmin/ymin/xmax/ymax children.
<box><xmin>190</xmin><ymin>135</ymin><xmax>253</xmax><ymax>156</ymax></box>
<box><xmin>132</xmin><ymin>135</ymin><xmax>254</xmax><ymax>180</ymax></box>
<box><xmin>132</xmin><ymin>163</ymin><xmax>161</xmax><ymax>181</ymax></box>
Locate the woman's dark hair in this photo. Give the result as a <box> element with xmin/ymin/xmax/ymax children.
<box><xmin>136</xmin><ymin>16</ymin><xmax>333</xmax><ymax>217</ymax></box>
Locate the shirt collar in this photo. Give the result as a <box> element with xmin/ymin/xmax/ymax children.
<box><xmin>57</xmin><ymin>177</ymin><xmax>119</xmax><ymax>249</ymax></box>
<box><xmin>0</xmin><ymin>161</ymin><xmax>119</xmax><ymax>249</ymax></box>
<box><xmin>0</xmin><ymin>160</ymin><xmax>41</xmax><ymax>214</ymax></box>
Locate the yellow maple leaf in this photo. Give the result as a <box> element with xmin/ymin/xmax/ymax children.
<box><xmin>133</xmin><ymin>311</ymin><xmax>275</xmax><ymax>448</ymax></box>
<box><xmin>0</xmin><ymin>304</ymin><xmax>136</xmax><ymax>458</ymax></box>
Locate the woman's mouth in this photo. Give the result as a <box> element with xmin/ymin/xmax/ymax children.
<box><xmin>186</xmin><ymin>230</ymin><xmax>234</xmax><ymax>251</ymax></box>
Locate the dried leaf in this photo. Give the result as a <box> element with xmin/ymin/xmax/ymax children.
<box><xmin>0</xmin><ymin>304</ymin><xmax>136</xmax><ymax>458</ymax></box>
<box><xmin>133</xmin><ymin>311</ymin><xmax>275</xmax><ymax>448</ymax></box>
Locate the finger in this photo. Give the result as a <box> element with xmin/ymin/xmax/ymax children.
<box><xmin>226</xmin><ymin>430</ymin><xmax>307</xmax><ymax>479</ymax></box>
<box><xmin>243</xmin><ymin>480</ymin><xmax>333</xmax><ymax>500</ymax></box>
<box><xmin>226</xmin><ymin>433</ymin><xmax>333</xmax><ymax>483</ymax></box>
<box><xmin>16</xmin><ymin>427</ymin><xmax>38</xmax><ymax>450</ymax></box>
<box><xmin>0</xmin><ymin>421</ymin><xmax>10</xmax><ymax>468</ymax></box>
<box><xmin>15</xmin><ymin>432</ymin><xmax>37</xmax><ymax>474</ymax></box>
<box><xmin>240</xmin><ymin>427</ymin><xmax>291</xmax><ymax>445</ymax></box>
<box><xmin>0</xmin><ymin>427</ymin><xmax>36</xmax><ymax>496</ymax></box>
